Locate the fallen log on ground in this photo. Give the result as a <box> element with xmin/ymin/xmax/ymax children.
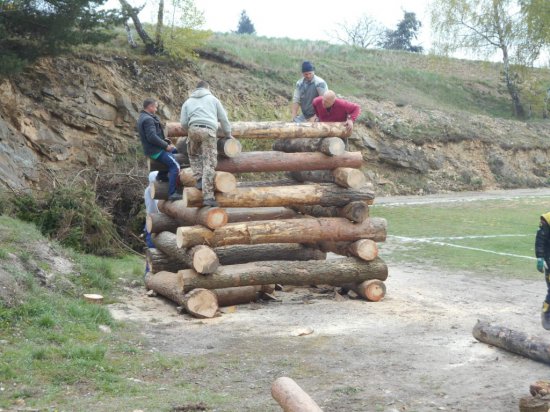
<box><xmin>167</xmin><ymin>121</ymin><xmax>351</xmax><ymax>139</ymax></box>
<box><xmin>182</xmin><ymin>288</ymin><xmax>218</xmax><ymax>318</ymax></box>
<box><xmin>157</xmin><ymin>200</ymin><xmax>228</xmax><ymax>229</ymax></box>
<box><xmin>289</xmin><ymin>168</ymin><xmax>367</xmax><ymax>189</ymax></box>
<box><xmin>213</xmin><ymin>286</ymin><xmax>261</xmax><ymax>307</ymax></box>
<box><xmin>149</xmin><ymin>151</ymin><xmax>363</xmax><ymax>173</ymax></box>
<box><xmin>319</xmin><ymin>239</ymin><xmax>378</xmax><ymax>261</ymax></box>
<box><xmin>183</xmin><ymin>183</ymin><xmax>374</xmax><ymax>208</ymax></box>
<box><xmin>345</xmin><ymin>279</ymin><xmax>386</xmax><ymax>301</ymax></box>
<box><xmin>152</xmin><ymin>232</ymin><xmax>219</xmax><ymax>274</ymax></box>
<box><xmin>272</xmin><ymin>137</ymin><xmax>345</xmax><ymax>156</ymax></box>
<box><xmin>292</xmin><ymin>202</ymin><xmax>369</xmax><ymax>223</ymax></box>
<box><xmin>271</xmin><ymin>377</ymin><xmax>323</xmax><ymax>412</ymax></box>
<box><xmin>177</xmin><ymin>217</ymin><xmax>386</xmax><ymax>248</ymax></box>
<box><xmin>144</xmin><ymin>257</ymin><xmax>387</xmax><ymax>292</ymax></box>
<box><xmin>472</xmin><ymin>321</ymin><xmax>550</xmax><ymax>365</ymax></box>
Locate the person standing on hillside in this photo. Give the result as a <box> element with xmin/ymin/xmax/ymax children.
<box><xmin>535</xmin><ymin>211</ymin><xmax>550</xmax><ymax>330</ymax></box>
<box><xmin>291</xmin><ymin>61</ymin><xmax>328</xmax><ymax>123</ymax></box>
<box><xmin>180</xmin><ymin>80</ymin><xmax>232</xmax><ymax>208</ymax></box>
<box><xmin>137</xmin><ymin>98</ymin><xmax>182</xmax><ymax>202</ymax></box>
<box><xmin>312</xmin><ymin>90</ymin><xmax>361</xmax><ymax>133</ymax></box>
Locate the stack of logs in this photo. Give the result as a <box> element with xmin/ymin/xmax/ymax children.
<box><xmin>144</xmin><ymin>121</ymin><xmax>388</xmax><ymax>318</ymax></box>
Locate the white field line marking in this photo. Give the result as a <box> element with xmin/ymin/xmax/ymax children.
<box><xmin>412</xmin><ymin>234</ymin><xmax>531</xmax><ymax>241</ymax></box>
<box><xmin>389</xmin><ymin>235</ymin><xmax>536</xmax><ymax>260</ymax></box>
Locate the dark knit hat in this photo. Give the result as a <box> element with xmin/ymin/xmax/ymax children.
<box><xmin>301</xmin><ymin>61</ymin><xmax>314</xmax><ymax>72</ymax></box>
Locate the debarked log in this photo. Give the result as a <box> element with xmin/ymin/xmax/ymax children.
<box><xmin>157</xmin><ymin>200</ymin><xmax>228</xmax><ymax>229</ymax></box>
<box><xmin>289</xmin><ymin>168</ymin><xmax>367</xmax><ymax>189</ymax></box>
<box><xmin>271</xmin><ymin>377</ymin><xmax>323</xmax><ymax>412</ymax></box>
<box><xmin>144</xmin><ymin>257</ymin><xmax>388</xmax><ymax>292</ymax></box>
<box><xmin>472</xmin><ymin>321</ymin><xmax>550</xmax><ymax>365</ymax></box>
<box><xmin>149</xmin><ymin>151</ymin><xmax>363</xmax><ymax>173</ymax></box>
<box><xmin>272</xmin><ymin>137</ymin><xmax>345</xmax><ymax>156</ymax></box>
<box><xmin>183</xmin><ymin>183</ymin><xmax>374</xmax><ymax>208</ymax></box>
<box><xmin>176</xmin><ymin>217</ymin><xmax>387</xmax><ymax>248</ymax></box>
<box><xmin>167</xmin><ymin>121</ymin><xmax>351</xmax><ymax>139</ymax></box>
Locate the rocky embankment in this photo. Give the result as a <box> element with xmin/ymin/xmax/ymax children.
<box><xmin>0</xmin><ymin>54</ymin><xmax>549</xmax><ymax>195</ymax></box>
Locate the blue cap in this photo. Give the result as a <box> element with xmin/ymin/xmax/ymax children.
<box><xmin>301</xmin><ymin>61</ymin><xmax>314</xmax><ymax>72</ymax></box>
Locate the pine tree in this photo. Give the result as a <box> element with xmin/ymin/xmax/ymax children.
<box><xmin>237</xmin><ymin>10</ymin><xmax>255</xmax><ymax>35</ymax></box>
<box><xmin>381</xmin><ymin>11</ymin><xmax>423</xmax><ymax>53</ymax></box>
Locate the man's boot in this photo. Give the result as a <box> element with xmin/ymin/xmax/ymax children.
<box><xmin>541</xmin><ymin>302</ymin><xmax>550</xmax><ymax>330</ymax></box>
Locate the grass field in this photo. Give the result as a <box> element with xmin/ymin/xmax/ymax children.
<box><xmin>371</xmin><ymin>196</ymin><xmax>546</xmax><ymax>279</ymax></box>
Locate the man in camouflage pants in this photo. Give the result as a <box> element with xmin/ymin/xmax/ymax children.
<box><xmin>180</xmin><ymin>80</ymin><xmax>232</xmax><ymax>207</ymax></box>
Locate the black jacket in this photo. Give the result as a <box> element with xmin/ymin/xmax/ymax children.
<box><xmin>535</xmin><ymin>216</ymin><xmax>550</xmax><ymax>262</ymax></box>
<box><xmin>137</xmin><ymin>111</ymin><xmax>169</xmax><ymax>156</ymax></box>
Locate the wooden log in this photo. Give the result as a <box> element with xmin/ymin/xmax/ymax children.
<box><xmin>319</xmin><ymin>239</ymin><xmax>379</xmax><ymax>261</ymax></box>
<box><xmin>182</xmin><ymin>288</ymin><xmax>218</xmax><ymax>318</ymax></box>
<box><xmin>218</xmin><ymin>136</ymin><xmax>242</xmax><ymax>158</ymax></box>
<box><xmin>152</xmin><ymin>173</ymin><xmax>237</xmax><ymax>199</ymax></box>
<box><xmin>184</xmin><ymin>184</ymin><xmax>374</xmax><ymax>208</ymax></box>
<box><xmin>152</xmin><ymin>232</ymin><xmax>219</xmax><ymax>274</ymax></box>
<box><xmin>146</xmin><ymin>213</ymin><xmax>180</xmax><ymax>234</ymax></box>
<box><xmin>350</xmin><ymin>279</ymin><xmax>386</xmax><ymax>301</ymax></box>
<box><xmin>157</xmin><ymin>200</ymin><xmax>228</xmax><ymax>229</ymax></box>
<box><xmin>273</xmin><ymin>137</ymin><xmax>345</xmax><ymax>156</ymax></box>
<box><xmin>161</xmin><ymin>257</ymin><xmax>388</xmax><ymax>291</ymax></box>
<box><xmin>519</xmin><ymin>396</ymin><xmax>550</xmax><ymax>412</ymax></box>
<box><xmin>146</xmin><ymin>248</ymin><xmax>186</xmax><ymax>273</ymax></box>
<box><xmin>226</xmin><ymin>207</ymin><xmax>299</xmax><ymax>223</ymax></box>
<box><xmin>150</xmin><ymin>151</ymin><xmax>363</xmax><ymax>173</ymax></box>
<box><xmin>290</xmin><ymin>168</ymin><xmax>367</xmax><ymax>190</ymax></box>
<box><xmin>213</xmin><ymin>286</ymin><xmax>261</xmax><ymax>307</ymax></box>
<box><xmin>271</xmin><ymin>377</ymin><xmax>323</xmax><ymax>412</ymax></box>
<box><xmin>292</xmin><ymin>202</ymin><xmax>370</xmax><ymax>223</ymax></box>
<box><xmin>472</xmin><ymin>321</ymin><xmax>550</xmax><ymax>365</ymax></box>
<box><xmin>177</xmin><ymin>217</ymin><xmax>386</xmax><ymax>249</ymax></box>
<box><xmin>215</xmin><ymin>244</ymin><xmax>326</xmax><ymax>265</ymax></box>
<box><xmin>145</xmin><ymin>270</ymin><xmax>185</xmax><ymax>304</ymax></box>
<box><xmin>167</xmin><ymin>121</ymin><xmax>351</xmax><ymax>139</ymax></box>
<box><xmin>150</xmin><ymin>182</ymin><xmax>187</xmax><ymax>204</ymax></box>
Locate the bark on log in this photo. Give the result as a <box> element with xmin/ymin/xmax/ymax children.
<box><xmin>145</xmin><ymin>270</ymin><xmax>185</xmax><ymax>304</ymax></box>
<box><xmin>519</xmin><ymin>396</ymin><xmax>550</xmax><ymax>412</ymax></box>
<box><xmin>226</xmin><ymin>207</ymin><xmax>299</xmax><ymax>223</ymax></box>
<box><xmin>152</xmin><ymin>173</ymin><xmax>237</xmax><ymax>199</ymax></box>
<box><xmin>319</xmin><ymin>239</ymin><xmax>378</xmax><ymax>261</ymax></box>
<box><xmin>215</xmin><ymin>244</ymin><xmax>326</xmax><ymax>265</ymax></box>
<box><xmin>145</xmin><ymin>257</ymin><xmax>387</xmax><ymax>292</ymax></box>
<box><xmin>177</xmin><ymin>217</ymin><xmax>386</xmax><ymax>248</ymax></box>
<box><xmin>290</xmin><ymin>168</ymin><xmax>367</xmax><ymax>190</ymax></box>
<box><xmin>182</xmin><ymin>288</ymin><xmax>218</xmax><ymax>318</ymax></box>
<box><xmin>273</xmin><ymin>137</ymin><xmax>345</xmax><ymax>156</ymax></box>
<box><xmin>213</xmin><ymin>286</ymin><xmax>261</xmax><ymax>307</ymax></box>
<box><xmin>146</xmin><ymin>213</ymin><xmax>180</xmax><ymax>234</ymax></box>
<box><xmin>292</xmin><ymin>202</ymin><xmax>370</xmax><ymax>223</ymax></box>
<box><xmin>271</xmin><ymin>377</ymin><xmax>323</xmax><ymax>412</ymax></box>
<box><xmin>150</xmin><ymin>182</ymin><xmax>187</xmax><ymax>204</ymax></box>
<box><xmin>150</xmin><ymin>151</ymin><xmax>363</xmax><ymax>173</ymax></box>
<box><xmin>152</xmin><ymin>232</ymin><xmax>219</xmax><ymax>274</ymax></box>
<box><xmin>183</xmin><ymin>183</ymin><xmax>374</xmax><ymax>208</ymax></box>
<box><xmin>146</xmin><ymin>248</ymin><xmax>187</xmax><ymax>273</ymax></box>
<box><xmin>348</xmin><ymin>279</ymin><xmax>386</xmax><ymax>301</ymax></box>
<box><xmin>472</xmin><ymin>321</ymin><xmax>550</xmax><ymax>365</ymax></box>
<box><xmin>167</xmin><ymin>121</ymin><xmax>351</xmax><ymax>139</ymax></box>
<box><xmin>157</xmin><ymin>200</ymin><xmax>228</xmax><ymax>229</ymax></box>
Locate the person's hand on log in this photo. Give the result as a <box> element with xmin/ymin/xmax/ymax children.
<box><xmin>165</xmin><ymin>143</ymin><xmax>176</xmax><ymax>152</ymax></box>
<box><xmin>538</xmin><ymin>258</ymin><xmax>546</xmax><ymax>273</ymax></box>
<box><xmin>344</xmin><ymin>119</ymin><xmax>354</xmax><ymax>133</ymax></box>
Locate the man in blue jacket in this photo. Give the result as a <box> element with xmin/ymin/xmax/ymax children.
<box><xmin>535</xmin><ymin>212</ymin><xmax>550</xmax><ymax>329</ymax></box>
<box><xmin>137</xmin><ymin>98</ymin><xmax>181</xmax><ymax>201</ymax></box>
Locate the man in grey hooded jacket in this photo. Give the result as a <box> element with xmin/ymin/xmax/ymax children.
<box><xmin>180</xmin><ymin>81</ymin><xmax>232</xmax><ymax>207</ymax></box>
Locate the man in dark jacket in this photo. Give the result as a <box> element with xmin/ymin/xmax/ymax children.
<box><xmin>137</xmin><ymin>98</ymin><xmax>181</xmax><ymax>201</ymax></box>
<box><xmin>535</xmin><ymin>212</ymin><xmax>550</xmax><ymax>329</ymax></box>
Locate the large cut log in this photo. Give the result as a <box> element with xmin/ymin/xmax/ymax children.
<box><xmin>146</xmin><ymin>213</ymin><xmax>180</xmax><ymax>234</ymax></box>
<box><xmin>167</xmin><ymin>121</ymin><xmax>351</xmax><ymax>139</ymax></box>
<box><xmin>152</xmin><ymin>173</ymin><xmax>236</xmax><ymax>199</ymax></box>
<box><xmin>177</xmin><ymin>217</ymin><xmax>386</xmax><ymax>248</ymax></box>
<box><xmin>271</xmin><ymin>377</ymin><xmax>323</xmax><ymax>412</ymax></box>
<box><xmin>146</xmin><ymin>248</ymin><xmax>186</xmax><ymax>273</ymax></box>
<box><xmin>157</xmin><ymin>200</ymin><xmax>227</xmax><ymax>229</ymax></box>
<box><xmin>213</xmin><ymin>286</ymin><xmax>261</xmax><ymax>307</ymax></box>
<box><xmin>519</xmin><ymin>396</ymin><xmax>550</xmax><ymax>412</ymax></box>
<box><xmin>273</xmin><ymin>137</ymin><xmax>345</xmax><ymax>156</ymax></box>
<box><xmin>174</xmin><ymin>135</ymin><xmax>241</xmax><ymax>158</ymax></box>
<box><xmin>319</xmin><ymin>239</ymin><xmax>379</xmax><ymax>261</ymax></box>
<box><xmin>290</xmin><ymin>168</ymin><xmax>367</xmax><ymax>189</ymax></box>
<box><xmin>346</xmin><ymin>279</ymin><xmax>386</xmax><ymax>301</ymax></box>
<box><xmin>472</xmin><ymin>321</ymin><xmax>550</xmax><ymax>365</ymax></box>
<box><xmin>149</xmin><ymin>151</ymin><xmax>363</xmax><ymax>173</ymax></box>
<box><xmin>182</xmin><ymin>288</ymin><xmax>218</xmax><ymax>318</ymax></box>
<box><xmin>152</xmin><ymin>232</ymin><xmax>219</xmax><ymax>274</ymax></box>
<box><xmin>144</xmin><ymin>257</ymin><xmax>388</xmax><ymax>292</ymax></box>
<box><xmin>226</xmin><ymin>207</ymin><xmax>299</xmax><ymax>223</ymax></box>
<box><xmin>184</xmin><ymin>183</ymin><xmax>374</xmax><ymax>208</ymax></box>
<box><xmin>292</xmin><ymin>202</ymin><xmax>369</xmax><ymax>223</ymax></box>
<box><xmin>215</xmin><ymin>244</ymin><xmax>326</xmax><ymax>265</ymax></box>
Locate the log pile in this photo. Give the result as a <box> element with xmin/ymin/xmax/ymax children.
<box><xmin>145</xmin><ymin>121</ymin><xmax>388</xmax><ymax>318</ymax></box>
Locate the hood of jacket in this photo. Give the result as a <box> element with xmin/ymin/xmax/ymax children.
<box><xmin>542</xmin><ymin>212</ymin><xmax>550</xmax><ymax>225</ymax></box>
<box><xmin>189</xmin><ymin>88</ymin><xmax>212</xmax><ymax>99</ymax></box>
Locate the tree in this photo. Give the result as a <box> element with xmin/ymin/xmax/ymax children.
<box><xmin>381</xmin><ymin>11</ymin><xmax>423</xmax><ymax>53</ymax></box>
<box><xmin>120</xmin><ymin>0</ymin><xmax>210</xmax><ymax>57</ymax></box>
<box><xmin>431</xmin><ymin>0</ymin><xmax>548</xmax><ymax>118</ymax></box>
<box><xmin>0</xmin><ymin>0</ymin><xmax>121</xmax><ymax>76</ymax></box>
<box><xmin>236</xmin><ymin>10</ymin><xmax>255</xmax><ymax>34</ymax></box>
<box><xmin>333</xmin><ymin>15</ymin><xmax>385</xmax><ymax>49</ymax></box>
<box><xmin>520</xmin><ymin>0</ymin><xmax>550</xmax><ymax>48</ymax></box>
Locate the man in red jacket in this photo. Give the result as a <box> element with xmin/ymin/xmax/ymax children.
<box><xmin>312</xmin><ymin>90</ymin><xmax>361</xmax><ymax>133</ymax></box>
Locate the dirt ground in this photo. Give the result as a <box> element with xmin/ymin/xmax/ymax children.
<box><xmin>109</xmin><ymin>189</ymin><xmax>550</xmax><ymax>412</ymax></box>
